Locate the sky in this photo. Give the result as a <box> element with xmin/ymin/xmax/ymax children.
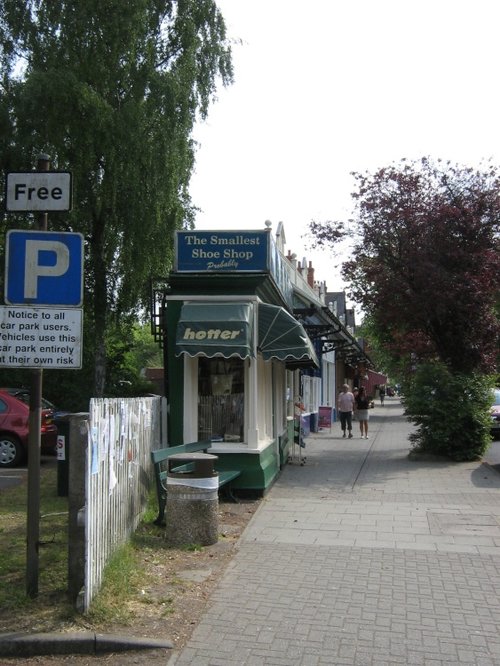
<box><xmin>189</xmin><ymin>0</ymin><xmax>500</xmax><ymax>294</ymax></box>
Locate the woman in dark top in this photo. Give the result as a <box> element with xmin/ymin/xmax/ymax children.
<box><xmin>354</xmin><ymin>386</ymin><xmax>370</xmax><ymax>439</ymax></box>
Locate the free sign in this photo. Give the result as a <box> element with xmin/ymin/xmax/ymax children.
<box><xmin>5</xmin><ymin>172</ymin><xmax>72</xmax><ymax>211</ymax></box>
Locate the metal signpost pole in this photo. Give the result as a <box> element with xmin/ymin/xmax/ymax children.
<box><xmin>26</xmin><ymin>153</ymin><xmax>50</xmax><ymax>598</ymax></box>
<box><xmin>4</xmin><ymin>156</ymin><xmax>78</xmax><ymax>598</ymax></box>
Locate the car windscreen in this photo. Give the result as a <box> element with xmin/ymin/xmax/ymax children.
<box><xmin>8</xmin><ymin>390</ymin><xmax>56</xmax><ymax>411</ymax></box>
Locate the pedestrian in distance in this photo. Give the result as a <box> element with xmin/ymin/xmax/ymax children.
<box><xmin>337</xmin><ymin>384</ymin><xmax>355</xmax><ymax>439</ymax></box>
<box><xmin>379</xmin><ymin>385</ymin><xmax>386</xmax><ymax>406</ymax></box>
<box><xmin>352</xmin><ymin>387</ymin><xmax>359</xmax><ymax>422</ymax></box>
<box><xmin>355</xmin><ymin>386</ymin><xmax>370</xmax><ymax>438</ymax></box>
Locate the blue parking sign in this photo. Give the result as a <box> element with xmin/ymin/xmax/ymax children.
<box><xmin>5</xmin><ymin>230</ymin><xmax>83</xmax><ymax>306</ymax></box>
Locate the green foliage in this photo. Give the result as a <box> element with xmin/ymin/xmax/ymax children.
<box><xmin>356</xmin><ymin>315</ymin><xmax>403</xmax><ymax>384</ymax></box>
<box><xmin>86</xmin><ymin>543</ymin><xmax>143</xmax><ymax>624</ymax></box>
<box><xmin>309</xmin><ymin>158</ymin><xmax>500</xmax><ymax>376</ymax></box>
<box><xmin>105</xmin><ymin>320</ymin><xmax>163</xmax><ymax>398</ymax></box>
<box><xmin>0</xmin><ymin>0</ymin><xmax>233</xmax><ymax>396</ymax></box>
<box><xmin>404</xmin><ymin>362</ymin><xmax>494</xmax><ymax>461</ymax></box>
<box><xmin>310</xmin><ymin>158</ymin><xmax>500</xmax><ymax>461</ymax></box>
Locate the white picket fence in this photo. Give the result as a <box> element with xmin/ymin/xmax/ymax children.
<box><xmin>83</xmin><ymin>396</ymin><xmax>163</xmax><ymax>611</ymax></box>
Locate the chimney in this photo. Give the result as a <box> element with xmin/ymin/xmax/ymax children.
<box><xmin>307</xmin><ymin>261</ymin><xmax>315</xmax><ymax>288</ymax></box>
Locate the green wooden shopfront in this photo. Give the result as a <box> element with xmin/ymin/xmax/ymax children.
<box><xmin>157</xmin><ymin>227</ymin><xmax>369</xmax><ymax>494</ymax></box>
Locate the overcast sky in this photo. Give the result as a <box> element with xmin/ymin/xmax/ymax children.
<box><xmin>189</xmin><ymin>0</ymin><xmax>500</xmax><ymax>292</ymax></box>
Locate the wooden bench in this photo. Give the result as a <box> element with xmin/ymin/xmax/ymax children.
<box><xmin>151</xmin><ymin>440</ymin><xmax>241</xmax><ymax>525</ymax></box>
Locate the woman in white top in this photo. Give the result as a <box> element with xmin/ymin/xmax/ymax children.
<box><xmin>337</xmin><ymin>384</ymin><xmax>355</xmax><ymax>438</ymax></box>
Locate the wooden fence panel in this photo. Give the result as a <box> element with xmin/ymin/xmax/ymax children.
<box><xmin>82</xmin><ymin>396</ymin><xmax>162</xmax><ymax>612</ymax></box>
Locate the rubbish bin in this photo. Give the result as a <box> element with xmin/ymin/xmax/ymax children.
<box><xmin>165</xmin><ymin>452</ymin><xmax>219</xmax><ymax>547</ymax></box>
<box><xmin>54</xmin><ymin>415</ymin><xmax>71</xmax><ymax>497</ymax></box>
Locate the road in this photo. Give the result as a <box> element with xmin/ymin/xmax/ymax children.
<box><xmin>0</xmin><ymin>455</ymin><xmax>56</xmax><ymax>491</ymax></box>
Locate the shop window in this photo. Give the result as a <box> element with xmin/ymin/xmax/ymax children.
<box><xmin>302</xmin><ymin>375</ymin><xmax>321</xmax><ymax>413</ymax></box>
<box><xmin>303</xmin><ymin>376</ymin><xmax>311</xmax><ymax>412</ymax></box>
<box><xmin>257</xmin><ymin>356</ymin><xmax>273</xmax><ymax>441</ymax></box>
<box><xmin>324</xmin><ymin>361</ymin><xmax>335</xmax><ymax>406</ymax></box>
<box><xmin>286</xmin><ymin>369</ymin><xmax>295</xmax><ymax>418</ymax></box>
<box><xmin>198</xmin><ymin>357</ymin><xmax>245</xmax><ymax>443</ymax></box>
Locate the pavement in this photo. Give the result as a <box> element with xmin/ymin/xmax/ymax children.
<box><xmin>168</xmin><ymin>398</ymin><xmax>500</xmax><ymax>665</ymax></box>
<box><xmin>4</xmin><ymin>397</ymin><xmax>500</xmax><ymax>664</ymax></box>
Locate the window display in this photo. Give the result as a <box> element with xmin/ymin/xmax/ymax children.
<box><xmin>198</xmin><ymin>357</ymin><xmax>245</xmax><ymax>442</ymax></box>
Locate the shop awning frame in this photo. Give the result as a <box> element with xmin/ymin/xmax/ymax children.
<box><xmin>293</xmin><ymin>305</ymin><xmax>374</xmax><ymax>368</ymax></box>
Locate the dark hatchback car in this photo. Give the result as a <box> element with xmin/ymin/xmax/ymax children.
<box><xmin>0</xmin><ymin>388</ymin><xmax>58</xmax><ymax>468</ymax></box>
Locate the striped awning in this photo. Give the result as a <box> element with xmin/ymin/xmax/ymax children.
<box><xmin>175</xmin><ymin>301</ymin><xmax>318</xmax><ymax>368</ymax></box>
<box><xmin>175</xmin><ymin>302</ymin><xmax>254</xmax><ymax>359</ymax></box>
<box><xmin>258</xmin><ymin>303</ymin><xmax>319</xmax><ymax>368</ymax></box>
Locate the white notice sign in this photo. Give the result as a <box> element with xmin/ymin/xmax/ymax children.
<box><xmin>0</xmin><ymin>306</ymin><xmax>82</xmax><ymax>369</ymax></box>
<box><xmin>5</xmin><ymin>172</ymin><xmax>72</xmax><ymax>211</ymax></box>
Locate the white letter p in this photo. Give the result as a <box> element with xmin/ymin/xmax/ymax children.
<box><xmin>24</xmin><ymin>240</ymin><xmax>70</xmax><ymax>299</ymax></box>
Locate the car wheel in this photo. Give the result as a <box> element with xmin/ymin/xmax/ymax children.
<box><xmin>0</xmin><ymin>435</ymin><xmax>25</xmax><ymax>468</ymax></box>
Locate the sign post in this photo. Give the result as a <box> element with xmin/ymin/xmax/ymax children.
<box><xmin>27</xmin><ymin>154</ymin><xmax>50</xmax><ymax>598</ymax></box>
<box><xmin>4</xmin><ymin>156</ymin><xmax>79</xmax><ymax>598</ymax></box>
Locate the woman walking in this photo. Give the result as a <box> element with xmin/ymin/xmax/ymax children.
<box><xmin>355</xmin><ymin>386</ymin><xmax>370</xmax><ymax>439</ymax></box>
<box><xmin>337</xmin><ymin>384</ymin><xmax>355</xmax><ymax>438</ymax></box>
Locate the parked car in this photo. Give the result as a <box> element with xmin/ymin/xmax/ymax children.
<box><xmin>6</xmin><ymin>388</ymin><xmax>72</xmax><ymax>420</ymax></box>
<box><xmin>491</xmin><ymin>388</ymin><xmax>500</xmax><ymax>439</ymax></box>
<box><xmin>0</xmin><ymin>388</ymin><xmax>58</xmax><ymax>468</ymax></box>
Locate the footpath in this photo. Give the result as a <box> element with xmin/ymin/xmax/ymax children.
<box><xmin>169</xmin><ymin>398</ymin><xmax>500</xmax><ymax>666</ymax></box>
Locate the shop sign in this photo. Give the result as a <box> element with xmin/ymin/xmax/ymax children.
<box><xmin>180</xmin><ymin>326</ymin><xmax>243</xmax><ymax>341</ymax></box>
<box><xmin>175</xmin><ymin>230</ymin><xmax>269</xmax><ymax>272</ymax></box>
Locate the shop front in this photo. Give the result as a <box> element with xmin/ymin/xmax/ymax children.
<box><xmin>161</xmin><ymin>229</ymin><xmax>318</xmax><ymax>493</ymax></box>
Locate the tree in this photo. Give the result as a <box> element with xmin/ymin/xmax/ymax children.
<box><xmin>355</xmin><ymin>316</ymin><xmax>399</xmax><ymax>383</ymax></box>
<box><xmin>310</xmin><ymin>158</ymin><xmax>500</xmax><ymax>459</ymax></box>
<box><xmin>104</xmin><ymin>319</ymin><xmax>164</xmax><ymax>397</ymax></box>
<box><xmin>310</xmin><ymin>158</ymin><xmax>500</xmax><ymax>375</ymax></box>
<box><xmin>0</xmin><ymin>0</ymin><xmax>233</xmax><ymax>395</ymax></box>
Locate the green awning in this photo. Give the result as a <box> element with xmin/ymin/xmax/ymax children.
<box><xmin>258</xmin><ymin>303</ymin><xmax>319</xmax><ymax>368</ymax></box>
<box><xmin>175</xmin><ymin>302</ymin><xmax>254</xmax><ymax>360</ymax></box>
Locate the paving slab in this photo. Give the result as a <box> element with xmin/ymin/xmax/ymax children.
<box><xmin>169</xmin><ymin>399</ymin><xmax>500</xmax><ymax>665</ymax></box>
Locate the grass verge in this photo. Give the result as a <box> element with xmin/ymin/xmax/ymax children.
<box><xmin>0</xmin><ymin>461</ymin><xmax>171</xmax><ymax>631</ymax></box>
